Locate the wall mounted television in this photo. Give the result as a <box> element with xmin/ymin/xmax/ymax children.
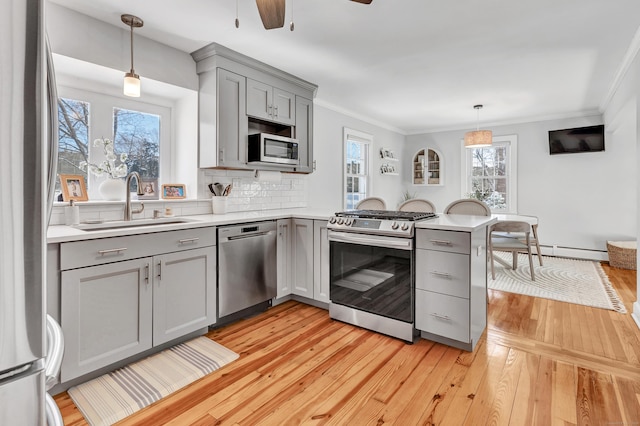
<box><xmin>548</xmin><ymin>124</ymin><xmax>605</xmax><ymax>155</ymax></box>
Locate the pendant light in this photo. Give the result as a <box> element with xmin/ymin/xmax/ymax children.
<box><xmin>464</xmin><ymin>104</ymin><xmax>492</xmax><ymax>148</ymax></box>
<box><xmin>121</xmin><ymin>14</ymin><xmax>143</xmax><ymax>98</ymax></box>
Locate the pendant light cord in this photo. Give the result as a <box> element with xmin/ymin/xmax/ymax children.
<box><xmin>129</xmin><ymin>24</ymin><xmax>135</xmax><ymax>74</ymax></box>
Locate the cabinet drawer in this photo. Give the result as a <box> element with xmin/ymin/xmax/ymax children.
<box><xmin>416</xmin><ymin>250</ymin><xmax>470</xmax><ymax>298</ymax></box>
<box><xmin>415</xmin><ymin>290</ymin><xmax>469</xmax><ymax>343</ymax></box>
<box><xmin>416</xmin><ymin>229</ymin><xmax>470</xmax><ymax>254</ymax></box>
<box><xmin>61</xmin><ymin>227</ymin><xmax>216</xmax><ymax>270</ymax></box>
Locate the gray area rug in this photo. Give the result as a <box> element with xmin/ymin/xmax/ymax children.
<box><xmin>489</xmin><ymin>252</ymin><xmax>626</xmax><ymax>313</ymax></box>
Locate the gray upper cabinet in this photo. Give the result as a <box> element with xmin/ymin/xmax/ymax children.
<box><xmin>192</xmin><ymin>43</ymin><xmax>317</xmax><ymax>172</ymax></box>
<box><xmin>198</xmin><ymin>67</ymin><xmax>247</xmax><ymax>168</ymax></box>
<box><xmin>295</xmin><ymin>96</ymin><xmax>314</xmax><ymax>173</ymax></box>
<box><xmin>217</xmin><ymin>69</ymin><xmax>248</xmax><ymax>168</ymax></box>
<box><xmin>247</xmin><ymin>79</ymin><xmax>295</xmax><ymax>126</ymax></box>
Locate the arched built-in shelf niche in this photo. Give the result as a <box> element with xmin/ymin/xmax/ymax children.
<box><xmin>412</xmin><ymin>148</ymin><xmax>443</xmax><ymax>186</ymax></box>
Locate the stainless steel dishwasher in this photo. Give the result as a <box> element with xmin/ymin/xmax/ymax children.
<box><xmin>217</xmin><ymin>220</ymin><xmax>277</xmax><ymax>319</ymax></box>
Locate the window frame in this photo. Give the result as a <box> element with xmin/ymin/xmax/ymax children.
<box><xmin>57</xmin><ymin>86</ymin><xmax>172</xmax><ymax>199</ymax></box>
<box><xmin>461</xmin><ymin>134</ymin><xmax>518</xmax><ymax>213</ymax></box>
<box><xmin>343</xmin><ymin>128</ymin><xmax>373</xmax><ymax>210</ymax></box>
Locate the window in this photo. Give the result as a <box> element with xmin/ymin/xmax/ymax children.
<box><xmin>462</xmin><ymin>134</ymin><xmax>517</xmax><ymax>213</ymax></box>
<box><xmin>56</xmin><ymin>87</ymin><xmax>170</xmax><ymax>199</ymax></box>
<box><xmin>343</xmin><ymin>128</ymin><xmax>372</xmax><ymax>209</ymax></box>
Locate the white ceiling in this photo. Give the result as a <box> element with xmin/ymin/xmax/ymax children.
<box><xmin>49</xmin><ymin>0</ymin><xmax>640</xmax><ymax>134</ymax></box>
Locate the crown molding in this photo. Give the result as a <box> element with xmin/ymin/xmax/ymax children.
<box><xmin>313</xmin><ymin>98</ymin><xmax>407</xmax><ymax>135</ymax></box>
<box><xmin>600</xmin><ymin>25</ymin><xmax>640</xmax><ymax>112</ymax></box>
<box><xmin>406</xmin><ymin>109</ymin><xmax>603</xmax><ymax>136</ymax></box>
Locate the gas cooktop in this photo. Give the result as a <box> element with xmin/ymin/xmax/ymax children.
<box><xmin>328</xmin><ymin>210</ymin><xmax>438</xmax><ymax>237</ymax></box>
<box><xmin>335</xmin><ymin>210</ymin><xmax>438</xmax><ymax>221</ymax></box>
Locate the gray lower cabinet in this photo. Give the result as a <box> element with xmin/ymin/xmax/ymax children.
<box><xmin>291</xmin><ymin>219</ymin><xmax>314</xmax><ymax>297</ymax></box>
<box><xmin>312</xmin><ymin>220</ymin><xmax>330</xmax><ymax>303</ymax></box>
<box><xmin>277</xmin><ymin>218</ymin><xmax>329</xmax><ymax>304</ymax></box>
<box><xmin>61</xmin><ymin>258</ymin><xmax>153</xmax><ymax>382</ymax></box>
<box><xmin>276</xmin><ymin>218</ymin><xmax>292</xmax><ymax>298</ymax></box>
<box><xmin>415</xmin><ymin>228</ymin><xmax>487</xmax><ymax>351</ymax></box>
<box><xmin>152</xmin><ymin>248</ymin><xmax>216</xmax><ymax>346</ymax></box>
<box><xmin>59</xmin><ymin>228</ymin><xmax>216</xmax><ymax>382</ymax></box>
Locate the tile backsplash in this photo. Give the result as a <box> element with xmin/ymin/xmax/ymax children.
<box><xmin>201</xmin><ymin>169</ymin><xmax>308</xmax><ymax>212</ymax></box>
<box><xmin>49</xmin><ymin>170</ymin><xmax>308</xmax><ymax>225</ymax></box>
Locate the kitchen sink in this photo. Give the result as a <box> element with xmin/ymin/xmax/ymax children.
<box><xmin>73</xmin><ymin>217</ymin><xmax>196</xmax><ymax>231</ymax></box>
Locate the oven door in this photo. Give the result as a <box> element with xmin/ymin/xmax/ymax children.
<box><xmin>328</xmin><ymin>231</ymin><xmax>414</xmax><ymax>324</ymax></box>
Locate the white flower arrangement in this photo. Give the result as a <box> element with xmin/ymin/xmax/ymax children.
<box><xmin>79</xmin><ymin>138</ymin><xmax>128</xmax><ymax>179</ymax></box>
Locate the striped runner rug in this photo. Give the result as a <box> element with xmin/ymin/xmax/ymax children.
<box><xmin>68</xmin><ymin>336</ymin><xmax>239</xmax><ymax>426</ymax></box>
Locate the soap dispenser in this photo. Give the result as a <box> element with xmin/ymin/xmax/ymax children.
<box><xmin>64</xmin><ymin>199</ymin><xmax>79</xmax><ymax>226</ymax></box>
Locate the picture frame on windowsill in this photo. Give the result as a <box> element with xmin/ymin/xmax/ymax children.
<box><xmin>139</xmin><ymin>179</ymin><xmax>159</xmax><ymax>200</ymax></box>
<box><xmin>60</xmin><ymin>174</ymin><xmax>89</xmax><ymax>202</ymax></box>
<box><xmin>161</xmin><ymin>184</ymin><xmax>186</xmax><ymax>199</ymax></box>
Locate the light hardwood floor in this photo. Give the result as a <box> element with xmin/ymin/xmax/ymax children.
<box><xmin>56</xmin><ymin>263</ymin><xmax>639</xmax><ymax>425</ymax></box>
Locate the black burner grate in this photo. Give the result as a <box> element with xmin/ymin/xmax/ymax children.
<box><xmin>335</xmin><ymin>210</ymin><xmax>438</xmax><ymax>221</ymax></box>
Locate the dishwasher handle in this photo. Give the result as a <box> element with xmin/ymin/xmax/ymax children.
<box><xmin>220</xmin><ymin>230</ymin><xmax>275</xmax><ymax>243</ymax></box>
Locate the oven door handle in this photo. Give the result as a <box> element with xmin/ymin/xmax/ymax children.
<box><xmin>328</xmin><ymin>231</ymin><xmax>413</xmax><ymax>250</ymax></box>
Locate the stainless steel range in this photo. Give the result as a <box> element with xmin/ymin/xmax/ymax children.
<box><xmin>327</xmin><ymin>209</ymin><xmax>437</xmax><ymax>342</ymax></box>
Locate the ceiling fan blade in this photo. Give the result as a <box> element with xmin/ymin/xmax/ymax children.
<box><xmin>255</xmin><ymin>0</ymin><xmax>286</xmax><ymax>29</ymax></box>
<box><xmin>351</xmin><ymin>0</ymin><xmax>373</xmax><ymax>4</ymax></box>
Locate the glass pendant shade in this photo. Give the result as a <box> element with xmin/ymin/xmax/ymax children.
<box><xmin>464</xmin><ymin>130</ymin><xmax>492</xmax><ymax>147</ymax></box>
<box><xmin>123</xmin><ymin>72</ymin><xmax>140</xmax><ymax>97</ymax></box>
<box><xmin>121</xmin><ymin>14</ymin><xmax>143</xmax><ymax>98</ymax></box>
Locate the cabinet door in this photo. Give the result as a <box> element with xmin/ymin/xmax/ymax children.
<box><xmin>61</xmin><ymin>258</ymin><xmax>152</xmax><ymax>382</ymax></box>
<box><xmin>153</xmin><ymin>247</ymin><xmax>216</xmax><ymax>346</ymax></box>
<box><xmin>246</xmin><ymin>78</ymin><xmax>273</xmax><ymax>121</ymax></box>
<box><xmin>295</xmin><ymin>96</ymin><xmax>313</xmax><ymax>173</ymax></box>
<box><xmin>291</xmin><ymin>219</ymin><xmax>314</xmax><ymax>297</ymax></box>
<box><xmin>276</xmin><ymin>219</ymin><xmax>292</xmax><ymax>298</ymax></box>
<box><xmin>313</xmin><ymin>220</ymin><xmax>330</xmax><ymax>303</ymax></box>
<box><xmin>217</xmin><ymin>68</ymin><xmax>248</xmax><ymax>167</ymax></box>
<box><xmin>272</xmin><ymin>87</ymin><xmax>295</xmax><ymax>125</ymax></box>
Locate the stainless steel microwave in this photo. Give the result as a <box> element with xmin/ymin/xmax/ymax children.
<box><xmin>247</xmin><ymin>133</ymin><xmax>299</xmax><ymax>166</ymax></box>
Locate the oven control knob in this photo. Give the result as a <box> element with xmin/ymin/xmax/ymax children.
<box><xmin>391</xmin><ymin>221</ymin><xmax>399</xmax><ymax>230</ymax></box>
<box><xmin>337</xmin><ymin>218</ymin><xmax>344</xmax><ymax>225</ymax></box>
<box><xmin>329</xmin><ymin>217</ymin><xmax>337</xmax><ymax>224</ymax></box>
<box><xmin>401</xmin><ymin>223</ymin><xmax>409</xmax><ymax>231</ymax></box>
<box><xmin>345</xmin><ymin>218</ymin><xmax>353</xmax><ymax>226</ymax></box>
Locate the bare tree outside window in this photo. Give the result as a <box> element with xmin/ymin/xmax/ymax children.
<box><xmin>57</xmin><ymin>98</ymin><xmax>89</xmax><ymax>194</ymax></box>
<box><xmin>113</xmin><ymin>108</ymin><xmax>160</xmax><ymax>186</ymax></box>
<box><xmin>468</xmin><ymin>146</ymin><xmax>508</xmax><ymax>209</ymax></box>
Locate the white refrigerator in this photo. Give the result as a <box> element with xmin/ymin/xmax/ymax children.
<box><xmin>0</xmin><ymin>0</ymin><xmax>60</xmax><ymax>424</ymax></box>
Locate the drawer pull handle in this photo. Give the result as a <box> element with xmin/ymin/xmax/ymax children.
<box><xmin>97</xmin><ymin>247</ymin><xmax>127</xmax><ymax>255</ymax></box>
<box><xmin>431</xmin><ymin>271</ymin><xmax>452</xmax><ymax>278</ymax></box>
<box><xmin>179</xmin><ymin>237</ymin><xmax>200</xmax><ymax>244</ymax></box>
<box><xmin>430</xmin><ymin>239</ymin><xmax>453</xmax><ymax>246</ymax></box>
<box><xmin>431</xmin><ymin>313</ymin><xmax>452</xmax><ymax>321</ymax></box>
<box><xmin>144</xmin><ymin>264</ymin><xmax>150</xmax><ymax>284</ymax></box>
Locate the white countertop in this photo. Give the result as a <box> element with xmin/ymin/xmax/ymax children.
<box><xmin>415</xmin><ymin>214</ymin><xmax>496</xmax><ymax>232</ymax></box>
<box><xmin>47</xmin><ymin>209</ymin><xmax>496</xmax><ymax>243</ymax></box>
<box><xmin>47</xmin><ymin>208</ymin><xmax>334</xmax><ymax>243</ymax></box>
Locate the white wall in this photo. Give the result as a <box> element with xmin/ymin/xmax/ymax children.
<box><xmin>308</xmin><ymin>105</ymin><xmax>406</xmax><ymax>211</ymax></box>
<box><xmin>405</xmin><ymin>115</ymin><xmax>636</xmax><ymax>254</ymax></box>
<box><xmin>602</xmin><ymin>37</ymin><xmax>640</xmax><ymax>328</ymax></box>
<box><xmin>46</xmin><ymin>3</ymin><xmax>197</xmax><ymax>90</ymax></box>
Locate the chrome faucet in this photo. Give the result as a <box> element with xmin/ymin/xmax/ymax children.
<box><xmin>124</xmin><ymin>171</ymin><xmax>145</xmax><ymax>221</ymax></box>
